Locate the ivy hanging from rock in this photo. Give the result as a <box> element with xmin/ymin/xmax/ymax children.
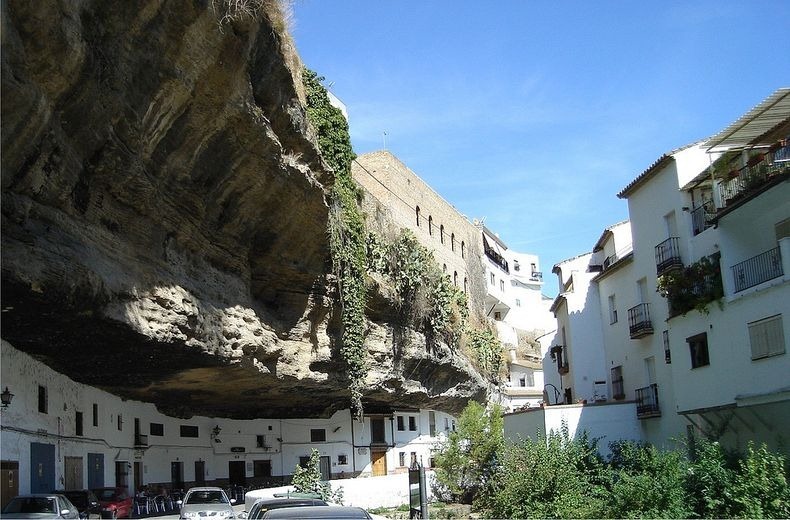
<box><xmin>303</xmin><ymin>68</ymin><xmax>366</xmax><ymax>419</ymax></box>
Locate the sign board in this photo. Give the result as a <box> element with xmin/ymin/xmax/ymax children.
<box><xmin>230</xmin><ymin>447</ymin><xmax>246</xmax><ymax>453</ymax></box>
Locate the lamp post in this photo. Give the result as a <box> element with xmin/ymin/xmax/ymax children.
<box><xmin>1</xmin><ymin>387</ymin><xmax>14</xmax><ymax>408</ymax></box>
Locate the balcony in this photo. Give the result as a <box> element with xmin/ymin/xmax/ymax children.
<box><xmin>483</xmin><ymin>238</ymin><xmax>509</xmax><ymax>274</ymax></box>
<box><xmin>717</xmin><ymin>146</ymin><xmax>790</xmax><ymax>210</ymax></box>
<box><xmin>628</xmin><ymin>303</ymin><xmax>653</xmax><ymax>339</ymax></box>
<box><xmin>731</xmin><ymin>247</ymin><xmax>783</xmax><ymax>293</ymax></box>
<box><xmin>655</xmin><ymin>237</ymin><xmax>682</xmax><ymax>275</ymax></box>
<box><xmin>635</xmin><ymin>384</ymin><xmax>661</xmax><ymax>418</ymax></box>
<box><xmin>134</xmin><ymin>433</ymin><xmax>148</xmax><ymax>447</ymax></box>
<box><xmin>530</xmin><ymin>271</ymin><xmax>543</xmax><ymax>281</ymax></box>
<box><xmin>691</xmin><ymin>200</ymin><xmax>716</xmax><ymax>236</ymax></box>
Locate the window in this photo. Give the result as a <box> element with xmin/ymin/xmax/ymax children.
<box><xmin>299</xmin><ymin>456</ymin><xmax>310</xmax><ymax>469</ymax></box>
<box><xmin>117</xmin><ymin>414</ymin><xmax>123</xmax><ymax>431</ymax></box>
<box><xmin>514</xmin><ymin>260</ymin><xmax>520</xmax><ymax>271</ymax></box>
<box><xmin>256</xmin><ymin>435</ymin><xmax>268</xmax><ymax>448</ymax></box>
<box><xmin>608</xmin><ymin>294</ymin><xmax>618</xmax><ymax>324</ymax></box>
<box><xmin>76</xmin><ymin>412</ymin><xmax>83</xmax><ymax>437</ymax></box>
<box><xmin>494</xmin><ymin>311</ymin><xmax>502</xmax><ymax>320</ymax></box>
<box><xmin>253</xmin><ymin>460</ymin><xmax>272</xmax><ymax>477</ymax></box>
<box><xmin>451</xmin><ymin>233</ymin><xmax>455</xmax><ymax>251</ymax></box>
<box><xmin>663</xmin><ymin>330</ymin><xmax>671</xmax><ymax>364</ymax></box>
<box><xmin>453</xmin><ymin>271</ymin><xmax>458</xmax><ymax>286</ymax></box>
<box><xmin>428</xmin><ymin>216</ymin><xmax>433</xmax><ymax>235</ymax></box>
<box><xmin>396</xmin><ymin>416</ymin><xmax>405</xmax><ymax>431</ymax></box>
<box><xmin>92</xmin><ymin>403</ymin><xmax>98</xmax><ymax>427</ymax></box>
<box><xmin>399</xmin><ymin>452</ymin><xmax>406</xmax><ymax>467</ymax></box>
<box><xmin>310</xmin><ymin>428</ymin><xmax>326</xmax><ymax>442</ymax></box>
<box><xmin>515</xmin><ymin>298</ymin><xmax>521</xmax><ymax>307</ymax></box>
<box><xmin>463</xmin><ymin>277</ymin><xmax>468</xmax><ymax>293</ymax></box>
<box><xmin>500</xmin><ymin>280</ymin><xmax>505</xmax><ymax>292</ymax></box>
<box><xmin>444</xmin><ymin>418</ymin><xmax>450</xmax><ymax>431</ymax></box>
<box><xmin>440</xmin><ymin>225</ymin><xmax>444</xmax><ymax>244</ymax></box>
<box><xmin>38</xmin><ymin>385</ymin><xmax>48</xmax><ymax>414</ymax></box>
<box><xmin>611</xmin><ymin>366</ymin><xmax>624</xmax><ymax>399</ymax></box>
<box><xmin>687</xmin><ymin>333</ymin><xmax>710</xmax><ymax>368</ymax></box>
<box><xmin>410</xmin><ymin>452</ymin><xmax>417</xmax><ymax>467</ymax></box>
<box><xmin>749</xmin><ymin>315</ymin><xmax>785</xmax><ymax>360</ymax></box>
<box><xmin>150</xmin><ymin>423</ymin><xmax>164</xmax><ymax>436</ymax></box>
<box><xmin>451</xmin><ymin>421</ymin><xmax>456</xmax><ymax>432</ymax></box>
<box><xmin>443</xmin><ymin>264</ymin><xmax>447</xmax><ymax>273</ymax></box>
<box><xmin>461</xmin><ymin>241</ymin><xmax>465</xmax><ymax>259</ymax></box>
<box><xmin>415</xmin><ymin>206</ymin><xmax>421</xmax><ymax>227</ymax></box>
<box><xmin>338</xmin><ymin>454</ymin><xmax>348</xmax><ymax>465</ymax></box>
<box><xmin>518</xmin><ymin>376</ymin><xmax>526</xmax><ymax>387</ymax></box>
<box><xmin>180</xmin><ymin>425</ymin><xmax>199</xmax><ymax>438</ymax></box>
<box><xmin>408</xmin><ymin>416</ymin><xmax>417</xmax><ymax>431</ymax></box>
<box><xmin>429</xmin><ymin>411</ymin><xmax>436</xmax><ymax>437</ymax></box>
<box><xmin>490</xmin><ymin>273</ymin><xmax>495</xmax><ymax>285</ymax></box>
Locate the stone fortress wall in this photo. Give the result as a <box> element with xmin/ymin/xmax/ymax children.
<box><xmin>352</xmin><ymin>150</ymin><xmax>486</xmax><ymax>317</ymax></box>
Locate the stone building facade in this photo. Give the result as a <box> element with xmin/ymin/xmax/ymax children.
<box><xmin>352</xmin><ymin>151</ymin><xmax>487</xmax><ymax>317</ymax></box>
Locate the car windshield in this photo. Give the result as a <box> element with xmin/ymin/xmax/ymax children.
<box><xmin>62</xmin><ymin>493</ymin><xmax>87</xmax><ymax>507</ymax></box>
<box><xmin>3</xmin><ymin>497</ymin><xmax>57</xmax><ymax>514</ymax></box>
<box><xmin>186</xmin><ymin>491</ymin><xmax>228</xmax><ymax>505</ymax></box>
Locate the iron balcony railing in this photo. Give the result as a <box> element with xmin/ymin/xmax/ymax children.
<box><xmin>691</xmin><ymin>200</ymin><xmax>716</xmax><ymax>236</ymax></box>
<box><xmin>628</xmin><ymin>303</ymin><xmax>653</xmax><ymax>338</ymax></box>
<box><xmin>731</xmin><ymin>247</ymin><xmax>783</xmax><ymax>293</ymax></box>
<box><xmin>655</xmin><ymin>237</ymin><xmax>683</xmax><ymax>275</ymax></box>
<box><xmin>483</xmin><ymin>239</ymin><xmax>509</xmax><ymax>274</ymax></box>
<box><xmin>718</xmin><ymin>145</ymin><xmax>790</xmax><ymax>207</ymax></box>
<box><xmin>635</xmin><ymin>383</ymin><xmax>661</xmax><ymax>418</ymax></box>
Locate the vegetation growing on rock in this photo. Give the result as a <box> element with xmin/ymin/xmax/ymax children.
<box><xmin>303</xmin><ymin>67</ymin><xmax>367</xmax><ymax>419</ymax></box>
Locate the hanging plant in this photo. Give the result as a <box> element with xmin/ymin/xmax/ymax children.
<box><xmin>657</xmin><ymin>254</ymin><xmax>723</xmax><ymax>317</ymax></box>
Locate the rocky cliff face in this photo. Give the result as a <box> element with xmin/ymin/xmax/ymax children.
<box><xmin>1</xmin><ymin>0</ymin><xmax>487</xmax><ymax>418</ymax></box>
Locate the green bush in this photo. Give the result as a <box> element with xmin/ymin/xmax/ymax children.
<box><xmin>432</xmin><ymin>401</ymin><xmax>504</xmax><ymax>504</ymax></box>
<box><xmin>291</xmin><ymin>449</ymin><xmax>343</xmax><ymax>504</ymax></box>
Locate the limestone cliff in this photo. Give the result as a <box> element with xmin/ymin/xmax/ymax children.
<box><xmin>1</xmin><ymin>0</ymin><xmax>487</xmax><ymax>418</ymax></box>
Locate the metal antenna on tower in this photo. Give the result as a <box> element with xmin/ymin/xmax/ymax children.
<box><xmin>383</xmin><ymin>131</ymin><xmax>388</xmax><ymax>150</ymax></box>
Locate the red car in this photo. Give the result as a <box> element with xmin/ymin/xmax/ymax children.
<box><xmin>91</xmin><ymin>488</ymin><xmax>132</xmax><ymax>519</ymax></box>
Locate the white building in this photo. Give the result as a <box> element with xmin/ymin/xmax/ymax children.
<box><xmin>0</xmin><ymin>341</ymin><xmax>456</xmax><ymax>504</ymax></box>
<box><xmin>511</xmin><ymin>88</ymin><xmax>790</xmax><ymax>457</ymax></box>
<box><xmin>478</xmin><ymin>226</ymin><xmax>555</xmax><ymax>412</ymax></box>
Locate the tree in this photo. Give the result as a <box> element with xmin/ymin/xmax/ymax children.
<box><xmin>431</xmin><ymin>401</ymin><xmax>504</xmax><ymax>504</ymax></box>
<box><xmin>291</xmin><ymin>449</ymin><xmax>343</xmax><ymax>503</ymax></box>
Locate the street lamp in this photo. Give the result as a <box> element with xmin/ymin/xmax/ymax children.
<box><xmin>1</xmin><ymin>387</ymin><xmax>14</xmax><ymax>408</ymax></box>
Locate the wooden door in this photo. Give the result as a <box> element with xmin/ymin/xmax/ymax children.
<box><xmin>319</xmin><ymin>456</ymin><xmax>331</xmax><ymax>481</ymax></box>
<box><xmin>371</xmin><ymin>450</ymin><xmax>387</xmax><ymax>477</ymax></box>
<box><xmin>1</xmin><ymin>461</ymin><xmax>19</xmax><ymax>510</ymax></box>
<box><xmin>64</xmin><ymin>456</ymin><xmax>83</xmax><ymax>490</ymax></box>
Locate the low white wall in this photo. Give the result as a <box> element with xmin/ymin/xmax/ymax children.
<box><xmin>244</xmin><ymin>471</ymin><xmax>435</xmax><ymax>511</ymax></box>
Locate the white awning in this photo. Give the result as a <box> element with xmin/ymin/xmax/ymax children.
<box><xmin>706</xmin><ymin>88</ymin><xmax>790</xmax><ymax>152</ymax></box>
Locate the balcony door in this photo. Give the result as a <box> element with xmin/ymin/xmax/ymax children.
<box><xmin>637</xmin><ymin>278</ymin><xmax>648</xmax><ymax>303</ymax></box>
<box><xmin>664</xmin><ymin>211</ymin><xmax>678</xmax><ymax>239</ymax></box>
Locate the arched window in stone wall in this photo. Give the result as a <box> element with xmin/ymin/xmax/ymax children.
<box><xmin>416</xmin><ymin>206</ymin><xmax>421</xmax><ymax>227</ymax></box>
<box><xmin>429</xmin><ymin>216</ymin><xmax>433</xmax><ymax>236</ymax></box>
<box><xmin>440</xmin><ymin>225</ymin><xmax>445</xmax><ymax>244</ymax></box>
<box><xmin>451</xmin><ymin>233</ymin><xmax>455</xmax><ymax>251</ymax></box>
<box><xmin>453</xmin><ymin>271</ymin><xmax>458</xmax><ymax>286</ymax></box>
<box><xmin>461</xmin><ymin>241</ymin><xmax>465</xmax><ymax>258</ymax></box>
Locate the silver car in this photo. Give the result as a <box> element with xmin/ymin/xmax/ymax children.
<box><xmin>1</xmin><ymin>494</ymin><xmax>80</xmax><ymax>519</ymax></box>
<box><xmin>178</xmin><ymin>487</ymin><xmax>236</xmax><ymax>520</ymax></box>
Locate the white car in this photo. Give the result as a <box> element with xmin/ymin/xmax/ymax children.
<box><xmin>178</xmin><ymin>487</ymin><xmax>236</xmax><ymax>520</ymax></box>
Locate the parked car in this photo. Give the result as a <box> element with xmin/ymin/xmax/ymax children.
<box><xmin>52</xmin><ymin>490</ymin><xmax>101</xmax><ymax>519</ymax></box>
<box><xmin>259</xmin><ymin>506</ymin><xmax>372</xmax><ymax>519</ymax></box>
<box><xmin>91</xmin><ymin>488</ymin><xmax>132</xmax><ymax>519</ymax></box>
<box><xmin>245</xmin><ymin>497</ymin><xmax>328</xmax><ymax>519</ymax></box>
<box><xmin>1</xmin><ymin>494</ymin><xmax>80</xmax><ymax>518</ymax></box>
<box><xmin>177</xmin><ymin>487</ymin><xmax>236</xmax><ymax>520</ymax></box>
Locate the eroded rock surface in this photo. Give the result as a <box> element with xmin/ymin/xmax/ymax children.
<box><xmin>1</xmin><ymin>0</ymin><xmax>487</xmax><ymax>418</ymax></box>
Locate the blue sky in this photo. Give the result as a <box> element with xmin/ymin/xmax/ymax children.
<box><xmin>290</xmin><ymin>1</ymin><xmax>790</xmax><ymax>296</ymax></box>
